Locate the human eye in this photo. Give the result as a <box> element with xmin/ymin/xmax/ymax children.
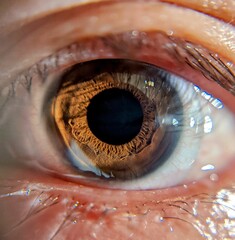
<box><xmin>0</xmin><ymin>1</ymin><xmax>235</xmax><ymax>240</ymax></box>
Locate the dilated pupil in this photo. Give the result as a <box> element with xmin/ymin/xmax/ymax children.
<box><xmin>87</xmin><ymin>88</ymin><xmax>143</xmax><ymax>145</ymax></box>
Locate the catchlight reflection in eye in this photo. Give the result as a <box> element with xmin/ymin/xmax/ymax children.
<box><xmin>53</xmin><ymin>59</ymin><xmax>235</xmax><ymax>190</ymax></box>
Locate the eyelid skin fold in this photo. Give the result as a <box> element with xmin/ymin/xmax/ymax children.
<box><xmin>3</xmin><ymin>31</ymin><xmax>233</xmax><ymax>116</ymax></box>
<box><xmin>1</xmin><ymin>0</ymin><xmax>234</xmax><ymax>32</ymax></box>
<box><xmin>161</xmin><ymin>0</ymin><xmax>235</xmax><ymax>24</ymax></box>
<box><xmin>0</xmin><ymin>1</ymin><xmax>234</xmax><ymax>85</ymax></box>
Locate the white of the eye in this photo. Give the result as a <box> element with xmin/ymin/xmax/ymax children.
<box><xmin>66</xmin><ymin>73</ymin><xmax>201</xmax><ymax>187</ymax></box>
<box><xmin>4</xmin><ymin>61</ymin><xmax>233</xmax><ymax>190</ymax></box>
<box><xmin>66</xmin><ymin>73</ymin><xmax>221</xmax><ymax>189</ymax></box>
<box><xmin>48</xmin><ymin>71</ymin><xmax>235</xmax><ymax>190</ymax></box>
<box><xmin>108</xmin><ymin>74</ymin><xmax>235</xmax><ymax>190</ymax></box>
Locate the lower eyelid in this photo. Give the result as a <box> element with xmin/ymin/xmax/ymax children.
<box><xmin>1</xmin><ymin>150</ymin><xmax>235</xmax><ymax>200</ymax></box>
<box><xmin>1</xmin><ymin>166</ymin><xmax>235</xmax><ymax>239</ymax></box>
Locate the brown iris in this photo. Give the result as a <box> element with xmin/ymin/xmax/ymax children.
<box><xmin>53</xmin><ymin>59</ymin><xmax>180</xmax><ymax>179</ymax></box>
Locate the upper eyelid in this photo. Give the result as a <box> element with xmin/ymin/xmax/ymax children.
<box><xmin>0</xmin><ymin>0</ymin><xmax>100</xmax><ymax>34</ymax></box>
<box><xmin>161</xmin><ymin>0</ymin><xmax>235</xmax><ymax>25</ymax></box>
<box><xmin>0</xmin><ymin>0</ymin><xmax>234</xmax><ymax>30</ymax></box>
<box><xmin>0</xmin><ymin>1</ymin><xmax>234</xmax><ymax>87</ymax></box>
<box><xmin>165</xmin><ymin>38</ymin><xmax>235</xmax><ymax>95</ymax></box>
<box><xmin>3</xmin><ymin>32</ymin><xmax>235</xmax><ymax>98</ymax></box>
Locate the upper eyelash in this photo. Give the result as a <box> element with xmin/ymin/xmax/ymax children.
<box><xmin>167</xmin><ymin>37</ymin><xmax>235</xmax><ymax>95</ymax></box>
<box><xmin>101</xmin><ymin>31</ymin><xmax>235</xmax><ymax>94</ymax></box>
<box><xmin>0</xmin><ymin>30</ymin><xmax>234</xmax><ymax>116</ymax></box>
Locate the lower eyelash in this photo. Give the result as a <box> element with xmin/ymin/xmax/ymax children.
<box><xmin>1</xmin><ymin>180</ymin><xmax>235</xmax><ymax>239</ymax></box>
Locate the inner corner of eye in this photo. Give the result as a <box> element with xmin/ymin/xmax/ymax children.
<box><xmin>47</xmin><ymin>58</ymin><xmax>235</xmax><ymax>190</ymax></box>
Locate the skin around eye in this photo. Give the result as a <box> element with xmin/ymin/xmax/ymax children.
<box><xmin>161</xmin><ymin>0</ymin><xmax>235</xmax><ymax>23</ymax></box>
<box><xmin>0</xmin><ymin>1</ymin><xmax>235</xmax><ymax>240</ymax></box>
<box><xmin>0</xmin><ymin>0</ymin><xmax>235</xmax><ymax>84</ymax></box>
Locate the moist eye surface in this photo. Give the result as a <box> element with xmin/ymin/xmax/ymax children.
<box><xmin>53</xmin><ymin>59</ymin><xmax>182</xmax><ymax>180</ymax></box>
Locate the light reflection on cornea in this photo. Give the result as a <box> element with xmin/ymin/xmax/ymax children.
<box><xmin>172</xmin><ymin>118</ymin><xmax>179</xmax><ymax>126</ymax></box>
<box><xmin>203</xmin><ymin>116</ymin><xmax>213</xmax><ymax>134</ymax></box>
<box><xmin>144</xmin><ymin>79</ymin><xmax>155</xmax><ymax>87</ymax></box>
<box><xmin>211</xmin><ymin>99</ymin><xmax>223</xmax><ymax>109</ymax></box>
<box><xmin>201</xmin><ymin>164</ymin><xmax>215</xmax><ymax>171</ymax></box>
<box><xmin>193</xmin><ymin>85</ymin><xmax>224</xmax><ymax>110</ymax></box>
<box><xmin>190</xmin><ymin>117</ymin><xmax>195</xmax><ymax>128</ymax></box>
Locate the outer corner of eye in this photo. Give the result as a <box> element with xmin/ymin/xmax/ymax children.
<box><xmin>44</xmin><ymin>58</ymin><xmax>235</xmax><ymax>191</ymax></box>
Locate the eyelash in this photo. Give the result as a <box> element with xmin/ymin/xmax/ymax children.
<box><xmin>166</xmin><ymin>37</ymin><xmax>235</xmax><ymax>95</ymax></box>
<box><xmin>3</xmin><ymin>31</ymin><xmax>235</xmax><ymax>101</ymax></box>
<box><xmin>1</xmin><ymin>30</ymin><xmax>232</xmax><ymax>172</ymax></box>
<box><xmin>2</xmin><ymin>178</ymin><xmax>235</xmax><ymax>239</ymax></box>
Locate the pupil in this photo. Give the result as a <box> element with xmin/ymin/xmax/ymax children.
<box><xmin>87</xmin><ymin>88</ymin><xmax>144</xmax><ymax>145</ymax></box>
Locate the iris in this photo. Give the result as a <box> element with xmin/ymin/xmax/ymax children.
<box><xmin>53</xmin><ymin>59</ymin><xmax>183</xmax><ymax>179</ymax></box>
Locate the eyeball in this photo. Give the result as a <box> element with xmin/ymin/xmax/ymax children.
<box><xmin>52</xmin><ymin>59</ymin><xmax>235</xmax><ymax>190</ymax></box>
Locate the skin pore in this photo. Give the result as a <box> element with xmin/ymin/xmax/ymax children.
<box><xmin>0</xmin><ymin>0</ymin><xmax>235</xmax><ymax>239</ymax></box>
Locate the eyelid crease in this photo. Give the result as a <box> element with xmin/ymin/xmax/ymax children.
<box><xmin>161</xmin><ymin>0</ymin><xmax>235</xmax><ymax>25</ymax></box>
<box><xmin>0</xmin><ymin>0</ymin><xmax>106</xmax><ymax>36</ymax></box>
<box><xmin>1</xmin><ymin>0</ymin><xmax>234</xmax><ymax>36</ymax></box>
<box><xmin>1</xmin><ymin>0</ymin><xmax>235</xmax><ymax>85</ymax></box>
